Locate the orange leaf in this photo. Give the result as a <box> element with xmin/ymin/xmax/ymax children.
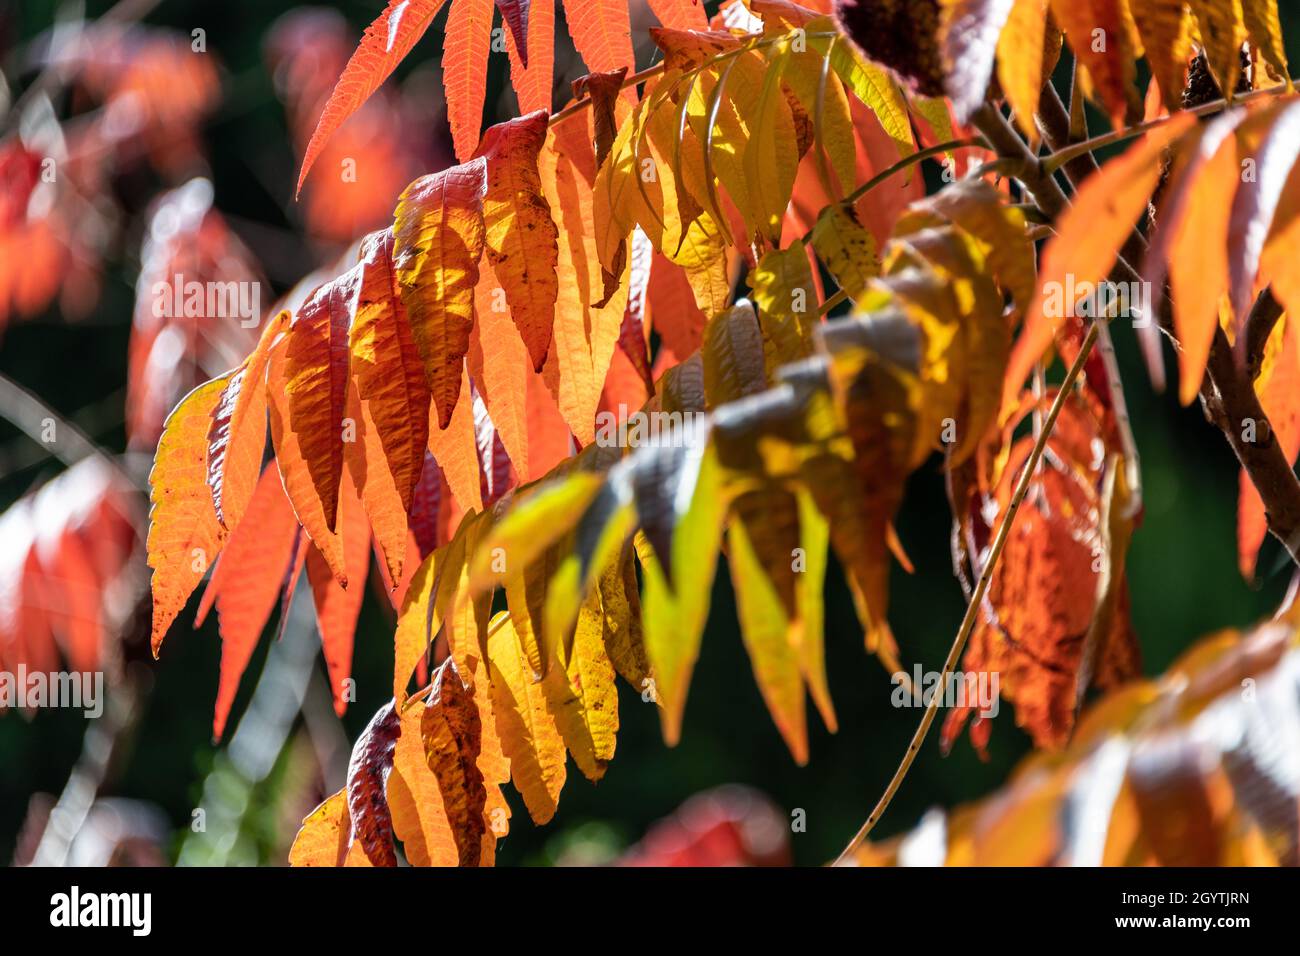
<box><xmin>538</xmin><ymin>126</ymin><xmax>630</xmax><ymax>443</ymax></box>
<box><xmin>296</xmin><ymin>0</ymin><xmax>450</xmax><ymax>196</ymax></box>
<box><xmin>445</xmin><ymin>0</ymin><xmax>496</xmax><ymax>162</ymax></box>
<box><xmin>197</xmin><ymin>463</ymin><xmax>299</xmax><ymax>740</ymax></box>
<box><xmin>1227</xmin><ymin>100</ymin><xmax>1300</xmax><ymax>322</ymax></box>
<box><xmin>351</xmin><ymin>229</ymin><xmax>430</xmax><ymax>515</ymax></box>
<box><xmin>420</xmin><ymin>658</ymin><xmax>489</xmax><ymax>865</ymax></box>
<box><xmin>1143</xmin><ymin>111</ymin><xmax>1246</xmax><ymax>404</ymax></box>
<box><xmin>505</xmin><ymin>0</ymin><xmax>554</xmax><ymax>113</ymax></box>
<box><xmin>346</xmin><ymin>381</ymin><xmax>411</xmax><ymax>587</ymax></box>
<box><xmin>648</xmin><ymin>0</ymin><xmax>709</xmax><ymax>30</ymax></box>
<box><xmin>147</xmin><ymin>376</ymin><xmax>230</xmax><ymax>655</ymax></box>
<box><xmin>646</xmin><ymin>250</ymin><xmax>707</xmax><ymax>357</ymax></box>
<box><xmin>475</xmin><ymin>111</ymin><xmax>559</xmax><ymax>370</ymax></box>
<box><xmin>561</xmin><ymin>0</ymin><xmax>633</xmax><ymax>79</ymax></box>
<box><xmin>284</xmin><ymin>266</ymin><xmax>362</xmax><ymax>532</ymax></box>
<box><xmin>394</xmin><ymin>160</ymin><xmax>488</xmax><ymax>428</ymax></box>
<box><xmin>268</xmin><ymin>335</ymin><xmax>348</xmax><ymax>586</ymax></box>
<box><xmin>1238</xmin><ymin>317</ymin><xmax>1300</xmax><ymax>580</ymax></box>
<box><xmin>306</xmin><ymin>467</ymin><xmax>371</xmax><ymax>716</ymax></box>
<box><xmin>206</xmin><ymin>310</ymin><xmax>287</xmax><ymax>529</ymax></box>
<box><xmin>1005</xmin><ymin>113</ymin><xmax>1196</xmax><ymax>414</ymax></box>
<box><xmin>1048</xmin><ymin>0</ymin><xmax>1141</xmax><ymax>130</ymax></box>
<box><xmin>469</xmin><ymin>261</ymin><xmax>533</xmax><ymax>479</ymax></box>
<box><xmin>428</xmin><ymin>364</ymin><xmax>485</xmax><ymax>513</ymax></box>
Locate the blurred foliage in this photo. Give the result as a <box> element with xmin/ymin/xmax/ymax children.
<box><xmin>1</xmin><ymin>0</ymin><xmax>1298</xmax><ymax>866</ymax></box>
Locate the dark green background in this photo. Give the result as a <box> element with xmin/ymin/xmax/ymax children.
<box><xmin>2</xmin><ymin>1</ymin><xmax>1297</xmax><ymax>866</ymax></box>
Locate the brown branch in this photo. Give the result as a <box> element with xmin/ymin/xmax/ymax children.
<box><xmin>1000</xmin><ymin>95</ymin><xmax>1300</xmax><ymax>570</ymax></box>
<box><xmin>1200</xmin><ymin>301</ymin><xmax>1300</xmax><ymax>566</ymax></box>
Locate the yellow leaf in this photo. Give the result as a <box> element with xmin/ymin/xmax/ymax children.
<box><xmin>728</xmin><ymin>492</ymin><xmax>809</xmax><ymax>764</ymax></box>
<box><xmin>541</xmin><ymin>586</ymin><xmax>620</xmax><ymax>780</ymax></box>
<box><xmin>750</xmin><ymin>242</ymin><xmax>819</xmax><ymax>370</ymax></box>
<box><xmin>1130</xmin><ymin>0</ymin><xmax>1195</xmax><ymax>113</ymax></box>
<box><xmin>809</xmin><ymin>24</ymin><xmax>915</xmax><ymax>161</ymax></box>
<box><xmin>812</xmin><ymin>203</ymin><xmax>879</xmax><ymax>302</ymax></box>
<box><xmin>148</xmin><ymin>376</ymin><xmax>231</xmax><ymax>655</ymax></box>
<box><xmin>485</xmin><ymin>611</ymin><xmax>567</xmax><ymax>823</ymax></box>
<box><xmin>743</xmin><ymin>38</ymin><xmax>799</xmax><ymax>244</ymax></box>
<box><xmin>289</xmin><ymin>789</ymin><xmax>373</xmax><ymax>867</ymax></box>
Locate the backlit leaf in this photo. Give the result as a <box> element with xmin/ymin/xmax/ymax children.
<box><xmin>394</xmin><ymin>160</ymin><xmax>489</xmax><ymax>428</ymax></box>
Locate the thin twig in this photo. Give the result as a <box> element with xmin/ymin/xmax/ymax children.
<box><xmin>1040</xmin><ymin>79</ymin><xmax>1291</xmax><ymax>174</ymax></box>
<box><xmin>834</xmin><ymin>322</ymin><xmax>1101</xmax><ymax>865</ymax></box>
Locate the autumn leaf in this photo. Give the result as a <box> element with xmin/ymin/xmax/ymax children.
<box><xmin>1190</xmin><ymin>0</ymin><xmax>1248</xmax><ymax>97</ymax></box>
<box><xmin>484</xmin><ymin>611</ymin><xmax>567</xmax><ymax>822</ymax></box>
<box><xmin>1006</xmin><ymin>113</ymin><xmax>1196</xmax><ymax>414</ymax></box>
<box><xmin>648</xmin><ymin>0</ymin><xmax>709</xmax><ymax>31</ymax></box>
<box><xmin>743</xmin><ymin>38</ymin><xmax>799</xmax><ymax>245</ymax></box>
<box><xmin>427</xmin><ymin>364</ymin><xmax>485</xmax><ymax>512</ymax></box>
<box><xmin>445</xmin><ymin>0</ymin><xmax>497</xmax><ymax>162</ymax></box>
<box><xmin>539</xmin><ymin>125</ymin><xmax>630</xmax><ymax>443</ymax></box>
<box><xmin>196</xmin><ymin>462</ymin><xmax>300</xmax><ymax>740</ymax></box>
<box><xmin>728</xmin><ymin>492</ymin><xmax>809</xmax><ymax>764</ymax></box>
<box><xmin>1141</xmin><ymin>110</ymin><xmax>1244</xmax><ymax>405</ymax></box>
<box><xmin>812</xmin><ymin>202</ymin><xmax>879</xmax><ymax>301</ymax></box>
<box><xmin>940</xmin><ymin>0</ymin><xmax>1016</xmax><ymax>122</ymax></box>
<box><xmin>1227</xmin><ymin>100</ymin><xmax>1300</xmax><ymax>323</ymax></box>
<box><xmin>1130</xmin><ymin>0</ymin><xmax>1195</xmax><ymax>115</ymax></box>
<box><xmin>561</xmin><ymin>0</ymin><xmax>633</xmax><ymax>79</ymax></box>
<box><xmin>148</xmin><ymin>376</ymin><xmax>231</xmax><ymax>655</ymax></box>
<box><xmin>541</xmin><ymin>585</ymin><xmax>619</xmax><ymax>780</ymax></box>
<box><xmin>420</xmin><ymin>658</ymin><xmax>488</xmax><ymax>865</ymax></box>
<box><xmin>351</xmin><ymin>229</ymin><xmax>431</xmax><ymax>519</ymax></box>
<box><xmin>296</xmin><ymin>0</ymin><xmax>450</xmax><ymax>195</ymax></box>
<box><xmin>268</xmin><ymin>331</ymin><xmax>348</xmax><ymax>586</ymax></box>
<box><xmin>284</xmin><ymin>265</ymin><xmax>362</xmax><ymax>533</ymax></box>
<box><xmin>206</xmin><ymin>310</ymin><xmax>287</xmax><ymax>530</ymax></box>
<box><xmin>505</xmin><ymin>0</ymin><xmax>554</xmax><ymax>113</ymax></box>
<box><xmin>494</xmin><ymin>0</ymin><xmax>530</xmax><ymax>63</ymax></box>
<box><xmin>346</xmin><ymin>699</ymin><xmax>402</xmax><ymax>866</ymax></box>
<box><xmin>393</xmin><ymin>160</ymin><xmax>488</xmax><ymax>428</ymax></box>
<box><xmin>1048</xmin><ymin>0</ymin><xmax>1141</xmax><ymax>129</ymax></box>
<box><xmin>305</xmin><ymin>468</ymin><xmax>370</xmax><ymax>716</ymax></box>
<box><xmin>475</xmin><ymin>111</ymin><xmax>559</xmax><ymax>371</ymax></box>
<box><xmin>289</xmin><ymin>789</ymin><xmax>373</xmax><ymax>867</ymax></box>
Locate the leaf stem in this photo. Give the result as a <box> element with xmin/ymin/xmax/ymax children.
<box><xmin>833</xmin><ymin>321</ymin><xmax>1101</xmax><ymax>865</ymax></box>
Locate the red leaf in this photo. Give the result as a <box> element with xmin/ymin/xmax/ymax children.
<box><xmin>494</xmin><ymin>0</ymin><xmax>530</xmax><ymax>66</ymax></box>
<box><xmin>346</xmin><ymin>700</ymin><xmax>402</xmax><ymax>866</ymax></box>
